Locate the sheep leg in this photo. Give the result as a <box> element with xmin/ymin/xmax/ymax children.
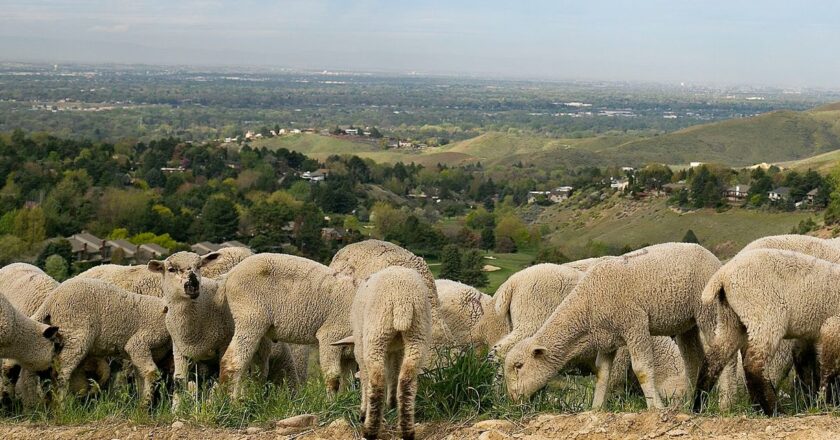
<box><xmin>15</xmin><ymin>369</ymin><xmax>44</xmax><ymax>409</ymax></box>
<box><xmin>693</xmin><ymin>327</ymin><xmax>746</xmax><ymax>412</ymax></box>
<box><xmin>0</xmin><ymin>361</ymin><xmax>18</xmax><ymax>404</ymax></box>
<box><xmin>624</xmin><ymin>326</ymin><xmax>663</xmax><ymax>409</ymax></box>
<box><xmin>220</xmin><ymin>322</ymin><xmax>267</xmax><ymax>399</ymax></box>
<box><xmin>126</xmin><ymin>341</ymin><xmax>160</xmax><ymax>408</ymax></box>
<box><xmin>397</xmin><ymin>351</ymin><xmax>420</xmax><ymax>440</ymax></box>
<box><xmin>743</xmin><ymin>341</ymin><xmax>781</xmax><ymax>416</ymax></box>
<box><xmin>171</xmin><ymin>345</ymin><xmax>189</xmax><ymax>411</ymax></box>
<box><xmin>363</xmin><ymin>361</ymin><xmax>385</xmax><ymax>440</ymax></box>
<box><xmin>792</xmin><ymin>340</ymin><xmax>819</xmax><ymax>400</ymax></box>
<box><xmin>385</xmin><ymin>348</ymin><xmax>403</xmax><ymax>410</ymax></box>
<box><xmin>53</xmin><ymin>343</ymin><xmax>89</xmax><ymax>406</ymax></box>
<box><xmin>592</xmin><ymin>351</ymin><xmax>616</xmax><ymax>409</ymax></box>
<box><xmin>675</xmin><ymin>326</ymin><xmax>704</xmax><ymax>390</ymax></box>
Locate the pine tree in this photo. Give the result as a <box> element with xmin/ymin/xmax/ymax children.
<box><xmin>439</xmin><ymin>245</ymin><xmax>462</xmax><ymax>281</ymax></box>
<box><xmin>682</xmin><ymin>229</ymin><xmax>699</xmax><ymax>244</ymax></box>
<box><xmin>460</xmin><ymin>249</ymin><xmax>489</xmax><ymax>288</ymax></box>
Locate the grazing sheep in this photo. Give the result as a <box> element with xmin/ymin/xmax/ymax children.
<box><xmin>0</xmin><ymin>292</ymin><xmax>61</xmax><ymax>378</ymax></box>
<box><xmin>435</xmin><ymin>279</ymin><xmax>509</xmax><ymax>349</ymax></box>
<box><xmin>76</xmin><ymin>264</ymin><xmax>163</xmax><ymax>297</ymax></box>
<box><xmin>32</xmin><ymin>278</ymin><xmax>171</xmax><ymax>406</ymax></box>
<box><xmin>695</xmin><ymin>249</ymin><xmax>840</xmax><ymax>415</ymax></box>
<box><xmin>219</xmin><ymin>253</ymin><xmax>359</xmax><ymax>398</ymax></box>
<box><xmin>491</xmin><ymin>263</ymin><xmax>584</xmax><ymax>359</ymax></box>
<box><xmin>329</xmin><ymin>239</ymin><xmax>451</xmax><ymax>344</ymax></box>
<box><xmin>739</xmin><ymin>234</ymin><xmax>840</xmax><ymax>263</ymax></box>
<box><xmin>504</xmin><ymin>243</ymin><xmax>720</xmax><ymax>409</ymax></box>
<box><xmin>147</xmin><ymin>252</ymin><xmax>303</xmax><ymax>395</ymax></box>
<box><xmin>561</xmin><ymin>256</ymin><xmax>614</xmax><ymax>272</ymax></box>
<box><xmin>197</xmin><ymin>246</ymin><xmax>253</xmax><ymax>278</ymax></box>
<box><xmin>332</xmin><ymin>267</ymin><xmax>432</xmax><ymax>440</ymax></box>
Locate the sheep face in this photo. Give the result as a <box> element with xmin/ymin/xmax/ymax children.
<box><xmin>149</xmin><ymin>251</ymin><xmax>221</xmax><ymax>300</ymax></box>
<box><xmin>27</xmin><ymin>324</ymin><xmax>62</xmax><ymax>373</ymax></box>
<box><xmin>503</xmin><ymin>337</ymin><xmax>556</xmax><ymax>401</ymax></box>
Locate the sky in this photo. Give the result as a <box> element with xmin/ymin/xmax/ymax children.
<box><xmin>1</xmin><ymin>0</ymin><xmax>840</xmax><ymax>88</ymax></box>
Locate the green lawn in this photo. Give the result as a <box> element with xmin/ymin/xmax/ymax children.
<box><xmin>427</xmin><ymin>249</ymin><xmax>536</xmax><ymax>295</ymax></box>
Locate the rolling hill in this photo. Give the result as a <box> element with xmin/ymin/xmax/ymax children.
<box><xmin>251</xmin><ymin>102</ymin><xmax>840</xmax><ymax>170</ymax></box>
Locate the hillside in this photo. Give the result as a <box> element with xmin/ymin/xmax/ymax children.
<box><xmin>537</xmin><ymin>195</ymin><xmax>814</xmax><ymax>260</ymax></box>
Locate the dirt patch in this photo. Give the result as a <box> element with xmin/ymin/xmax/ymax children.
<box><xmin>3</xmin><ymin>411</ymin><xmax>840</xmax><ymax>439</ymax></box>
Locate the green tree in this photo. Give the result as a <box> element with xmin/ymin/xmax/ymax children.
<box><xmin>682</xmin><ymin>229</ymin><xmax>700</xmax><ymax>244</ymax></box>
<box><xmin>44</xmin><ymin>254</ymin><xmax>69</xmax><ymax>281</ymax></box>
<box><xmin>439</xmin><ymin>245</ymin><xmax>462</xmax><ymax>281</ymax></box>
<box><xmin>459</xmin><ymin>249</ymin><xmax>489</xmax><ymax>288</ymax></box>
<box><xmin>480</xmin><ymin>227</ymin><xmax>495</xmax><ymax>250</ymax></box>
<box><xmin>200</xmin><ymin>197</ymin><xmax>240</xmax><ymax>242</ymax></box>
<box><xmin>0</xmin><ymin>234</ymin><xmax>27</xmax><ymax>265</ymax></box>
<box><xmin>35</xmin><ymin>238</ymin><xmax>74</xmax><ymax>269</ymax></box>
<box><xmin>13</xmin><ymin>206</ymin><xmax>46</xmax><ymax>248</ymax></box>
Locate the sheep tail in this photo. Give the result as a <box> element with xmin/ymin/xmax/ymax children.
<box><xmin>393</xmin><ymin>299</ymin><xmax>414</xmax><ymax>332</ymax></box>
<box><xmin>700</xmin><ymin>270</ymin><xmax>724</xmax><ymax>305</ymax></box>
<box><xmin>493</xmin><ymin>280</ymin><xmax>514</xmax><ymax>320</ymax></box>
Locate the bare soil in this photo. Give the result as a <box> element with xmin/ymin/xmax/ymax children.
<box><xmin>2</xmin><ymin>411</ymin><xmax>840</xmax><ymax>439</ymax></box>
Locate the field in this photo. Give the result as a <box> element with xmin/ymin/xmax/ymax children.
<box><xmin>428</xmin><ymin>250</ymin><xmax>537</xmax><ymax>293</ymax></box>
<box><xmin>540</xmin><ymin>196</ymin><xmax>816</xmax><ymax>259</ymax></box>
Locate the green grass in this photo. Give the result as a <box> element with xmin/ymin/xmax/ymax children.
<box><xmin>427</xmin><ymin>250</ymin><xmax>536</xmax><ymax>294</ymax></box>
<box><xmin>541</xmin><ymin>196</ymin><xmax>815</xmax><ymax>260</ymax></box>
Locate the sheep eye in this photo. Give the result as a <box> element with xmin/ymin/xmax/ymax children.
<box><xmin>167</xmin><ymin>267</ymin><xmax>177</xmax><ymax>273</ymax></box>
<box><xmin>514</xmin><ymin>362</ymin><xmax>523</xmax><ymax>369</ymax></box>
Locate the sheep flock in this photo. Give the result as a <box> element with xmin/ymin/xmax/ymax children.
<box><xmin>4</xmin><ymin>235</ymin><xmax>840</xmax><ymax>437</ymax></box>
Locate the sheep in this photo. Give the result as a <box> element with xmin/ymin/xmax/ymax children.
<box><xmin>561</xmin><ymin>256</ymin><xmax>614</xmax><ymax>272</ymax></box>
<box><xmin>331</xmin><ymin>266</ymin><xmax>431</xmax><ymax>440</ymax></box>
<box><xmin>77</xmin><ymin>247</ymin><xmax>251</xmax><ymax>298</ymax></box>
<box><xmin>0</xmin><ymin>263</ymin><xmax>109</xmax><ymax>404</ymax></box>
<box><xmin>491</xmin><ymin>263</ymin><xmax>584</xmax><ymax>360</ymax></box>
<box><xmin>196</xmin><ymin>246</ymin><xmax>253</xmax><ymax>278</ymax></box>
<box><xmin>816</xmin><ymin>315</ymin><xmax>840</xmax><ymax>403</ymax></box>
<box><xmin>329</xmin><ymin>239</ymin><xmax>451</xmax><ymax>344</ymax></box>
<box><xmin>0</xmin><ymin>291</ymin><xmax>61</xmax><ymax>382</ymax></box>
<box><xmin>32</xmin><ymin>278</ymin><xmax>171</xmax><ymax>406</ymax></box>
<box><xmin>219</xmin><ymin>253</ymin><xmax>360</xmax><ymax>398</ymax></box>
<box><xmin>694</xmin><ymin>248</ymin><xmax>840</xmax><ymax>415</ymax></box>
<box><xmin>739</xmin><ymin>234</ymin><xmax>840</xmax><ymax>263</ymax></box>
<box><xmin>147</xmin><ymin>251</ymin><xmax>304</xmax><ymax>398</ymax></box>
<box><xmin>435</xmin><ymin>279</ymin><xmax>510</xmax><ymax>350</ymax></box>
<box><xmin>503</xmin><ymin>243</ymin><xmax>721</xmax><ymax>409</ymax></box>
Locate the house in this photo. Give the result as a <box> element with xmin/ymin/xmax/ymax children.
<box><xmin>160</xmin><ymin>166</ymin><xmax>186</xmax><ymax>174</ymax></box>
<box><xmin>138</xmin><ymin>243</ymin><xmax>169</xmax><ymax>262</ymax></box>
<box><xmin>191</xmin><ymin>241</ymin><xmax>222</xmax><ymax>256</ymax></box>
<box><xmin>344</xmin><ymin>128</ymin><xmax>359</xmax><ymax>136</ymax></box>
<box><xmin>107</xmin><ymin>239</ymin><xmax>139</xmax><ymax>263</ymax></box>
<box><xmin>68</xmin><ymin>232</ymin><xmax>109</xmax><ymax>263</ymax></box>
<box><xmin>769</xmin><ymin>187</ymin><xmax>791</xmax><ymax>202</ymax></box>
<box><xmin>724</xmin><ymin>184</ymin><xmax>751</xmax><ymax>201</ymax></box>
<box><xmin>321</xmin><ymin>227</ymin><xmax>345</xmax><ymax>241</ymax></box>
<box><xmin>527</xmin><ymin>191</ymin><xmax>551</xmax><ymax>204</ymax></box>
<box><xmin>220</xmin><ymin>240</ymin><xmax>252</xmax><ymax>251</ymax></box>
<box><xmin>301</xmin><ymin>169</ymin><xmax>329</xmax><ymax>182</ymax></box>
<box><xmin>807</xmin><ymin>188</ymin><xmax>820</xmax><ymax>204</ymax></box>
<box><xmin>689</xmin><ymin>162</ymin><xmax>704</xmax><ymax>168</ymax></box>
<box><xmin>398</xmin><ymin>140</ymin><xmax>414</xmax><ymax>148</ymax></box>
<box><xmin>244</xmin><ymin>131</ymin><xmax>255</xmax><ymax>140</ymax></box>
<box><xmin>610</xmin><ymin>179</ymin><xmax>630</xmax><ymax>191</ymax></box>
<box><xmin>620</xmin><ymin>167</ymin><xmax>635</xmax><ymax>173</ymax></box>
<box><xmin>550</xmin><ymin>186</ymin><xmax>574</xmax><ymax>202</ymax></box>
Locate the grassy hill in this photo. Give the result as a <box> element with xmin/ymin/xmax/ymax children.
<box><xmin>250</xmin><ymin>103</ymin><xmax>840</xmax><ymax>170</ymax></box>
<box><xmin>538</xmin><ymin>195</ymin><xmax>814</xmax><ymax>260</ymax></box>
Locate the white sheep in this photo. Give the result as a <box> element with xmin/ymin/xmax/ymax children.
<box><xmin>739</xmin><ymin>234</ymin><xmax>840</xmax><ymax>263</ymax></box>
<box><xmin>435</xmin><ymin>279</ymin><xmax>509</xmax><ymax>350</ymax></box>
<box><xmin>219</xmin><ymin>253</ymin><xmax>359</xmax><ymax>398</ymax></box>
<box><xmin>32</xmin><ymin>278</ymin><xmax>171</xmax><ymax>406</ymax></box>
<box><xmin>332</xmin><ymin>266</ymin><xmax>431</xmax><ymax>440</ymax></box>
<box><xmin>695</xmin><ymin>248</ymin><xmax>840</xmax><ymax>415</ymax></box>
<box><xmin>197</xmin><ymin>246</ymin><xmax>254</xmax><ymax>278</ymax></box>
<box><xmin>147</xmin><ymin>251</ymin><xmax>303</xmax><ymax>396</ymax></box>
<box><xmin>561</xmin><ymin>256</ymin><xmax>614</xmax><ymax>272</ymax></box>
<box><xmin>0</xmin><ymin>291</ymin><xmax>61</xmax><ymax>379</ymax></box>
<box><xmin>503</xmin><ymin>243</ymin><xmax>721</xmax><ymax>409</ymax></box>
<box><xmin>329</xmin><ymin>239</ymin><xmax>451</xmax><ymax>344</ymax></box>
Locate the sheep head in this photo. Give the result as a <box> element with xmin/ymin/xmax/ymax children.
<box><xmin>27</xmin><ymin>322</ymin><xmax>62</xmax><ymax>373</ymax></box>
<box><xmin>149</xmin><ymin>251</ymin><xmax>221</xmax><ymax>300</ymax></box>
<box><xmin>503</xmin><ymin>337</ymin><xmax>556</xmax><ymax>401</ymax></box>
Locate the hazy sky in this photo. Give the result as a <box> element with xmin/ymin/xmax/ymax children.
<box><xmin>2</xmin><ymin>0</ymin><xmax>839</xmax><ymax>88</ymax></box>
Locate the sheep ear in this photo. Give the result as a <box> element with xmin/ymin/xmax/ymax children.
<box><xmin>331</xmin><ymin>336</ymin><xmax>355</xmax><ymax>347</ymax></box>
<box><xmin>148</xmin><ymin>260</ymin><xmax>165</xmax><ymax>273</ymax></box>
<box><xmin>531</xmin><ymin>346</ymin><xmax>547</xmax><ymax>358</ymax></box>
<box><xmin>199</xmin><ymin>252</ymin><xmax>222</xmax><ymax>268</ymax></box>
<box><xmin>43</xmin><ymin>326</ymin><xmax>59</xmax><ymax>340</ymax></box>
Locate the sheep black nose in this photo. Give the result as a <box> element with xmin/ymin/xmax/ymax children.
<box><xmin>184</xmin><ymin>272</ymin><xmax>200</xmax><ymax>298</ymax></box>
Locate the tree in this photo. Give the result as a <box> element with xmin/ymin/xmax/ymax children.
<box><xmin>0</xmin><ymin>234</ymin><xmax>27</xmax><ymax>265</ymax></box>
<box><xmin>459</xmin><ymin>249</ymin><xmax>489</xmax><ymax>288</ymax></box>
<box><xmin>110</xmin><ymin>247</ymin><xmax>127</xmax><ymax>265</ymax></box>
<box><xmin>13</xmin><ymin>206</ymin><xmax>46</xmax><ymax>248</ymax></box>
<box><xmin>682</xmin><ymin>229</ymin><xmax>700</xmax><ymax>244</ymax></box>
<box><xmin>293</xmin><ymin>203</ymin><xmax>327</xmax><ymax>262</ymax></box>
<box><xmin>480</xmin><ymin>226</ymin><xmax>495</xmax><ymax>250</ymax></box>
<box><xmin>200</xmin><ymin>197</ymin><xmax>240</xmax><ymax>242</ymax></box>
<box><xmin>35</xmin><ymin>238</ymin><xmax>74</xmax><ymax>269</ymax></box>
<box><xmin>533</xmin><ymin>245</ymin><xmax>570</xmax><ymax>264</ymax></box>
<box><xmin>439</xmin><ymin>245</ymin><xmax>462</xmax><ymax>281</ymax></box>
<box><xmin>44</xmin><ymin>254</ymin><xmax>69</xmax><ymax>281</ymax></box>
<box><xmin>495</xmin><ymin>236</ymin><xmax>517</xmax><ymax>253</ymax></box>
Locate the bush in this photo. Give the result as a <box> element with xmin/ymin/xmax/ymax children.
<box><xmin>44</xmin><ymin>254</ymin><xmax>69</xmax><ymax>281</ymax></box>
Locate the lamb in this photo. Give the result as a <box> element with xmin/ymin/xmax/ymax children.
<box><xmin>739</xmin><ymin>234</ymin><xmax>840</xmax><ymax>263</ymax></box>
<box><xmin>219</xmin><ymin>253</ymin><xmax>360</xmax><ymax>398</ymax></box>
<box><xmin>147</xmin><ymin>252</ymin><xmax>304</xmax><ymax>396</ymax></box>
<box><xmin>0</xmin><ymin>291</ymin><xmax>61</xmax><ymax>381</ymax></box>
<box><xmin>816</xmin><ymin>315</ymin><xmax>840</xmax><ymax>403</ymax></box>
<box><xmin>490</xmin><ymin>263</ymin><xmax>584</xmax><ymax>359</ymax></box>
<box><xmin>694</xmin><ymin>248</ymin><xmax>840</xmax><ymax>415</ymax></box>
<box><xmin>32</xmin><ymin>278</ymin><xmax>172</xmax><ymax>406</ymax></box>
<box><xmin>329</xmin><ymin>239</ymin><xmax>451</xmax><ymax>344</ymax></box>
<box><xmin>503</xmin><ymin>243</ymin><xmax>721</xmax><ymax>409</ymax></box>
<box><xmin>435</xmin><ymin>279</ymin><xmax>509</xmax><ymax>349</ymax></box>
<box><xmin>77</xmin><ymin>246</ymin><xmax>251</xmax><ymax>297</ymax></box>
<box><xmin>331</xmin><ymin>267</ymin><xmax>431</xmax><ymax>440</ymax></box>
<box><xmin>561</xmin><ymin>256</ymin><xmax>614</xmax><ymax>272</ymax></box>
